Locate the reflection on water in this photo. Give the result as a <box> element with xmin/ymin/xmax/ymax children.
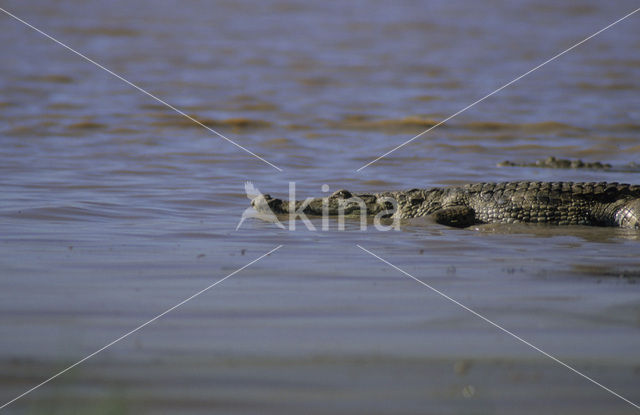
<box><xmin>1</xmin><ymin>0</ymin><xmax>640</xmax><ymax>413</ymax></box>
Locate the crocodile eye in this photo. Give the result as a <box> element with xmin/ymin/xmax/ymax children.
<box><xmin>331</xmin><ymin>189</ymin><xmax>352</xmax><ymax>199</ymax></box>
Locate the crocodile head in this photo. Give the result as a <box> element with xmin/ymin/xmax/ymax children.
<box><xmin>251</xmin><ymin>189</ymin><xmax>394</xmax><ymax>217</ymax></box>
<box><xmin>250</xmin><ymin>193</ymin><xmax>286</xmax><ymax>214</ymax></box>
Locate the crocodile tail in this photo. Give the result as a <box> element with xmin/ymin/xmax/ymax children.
<box><xmin>615</xmin><ymin>199</ymin><xmax>640</xmax><ymax>229</ymax></box>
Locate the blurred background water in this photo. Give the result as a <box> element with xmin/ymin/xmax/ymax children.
<box><xmin>1</xmin><ymin>0</ymin><xmax>639</xmax><ymax>414</ymax></box>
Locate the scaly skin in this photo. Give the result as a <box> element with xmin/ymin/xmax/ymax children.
<box><xmin>252</xmin><ymin>182</ymin><xmax>640</xmax><ymax>229</ymax></box>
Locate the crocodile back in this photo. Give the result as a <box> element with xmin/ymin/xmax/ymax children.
<box><xmin>462</xmin><ymin>182</ymin><xmax>640</xmax><ymax>226</ymax></box>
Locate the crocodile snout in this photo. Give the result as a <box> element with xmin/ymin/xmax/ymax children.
<box><xmin>251</xmin><ymin>194</ymin><xmax>285</xmax><ymax>214</ymax></box>
<box><xmin>250</xmin><ymin>194</ymin><xmax>270</xmax><ymax>208</ymax></box>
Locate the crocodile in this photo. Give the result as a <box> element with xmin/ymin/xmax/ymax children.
<box><xmin>498</xmin><ymin>156</ymin><xmax>640</xmax><ymax>172</ymax></box>
<box><xmin>251</xmin><ymin>181</ymin><xmax>640</xmax><ymax>229</ymax></box>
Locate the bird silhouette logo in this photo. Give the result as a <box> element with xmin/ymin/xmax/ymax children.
<box><xmin>236</xmin><ymin>181</ymin><xmax>285</xmax><ymax>230</ymax></box>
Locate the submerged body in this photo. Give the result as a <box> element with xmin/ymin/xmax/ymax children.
<box><xmin>252</xmin><ymin>181</ymin><xmax>640</xmax><ymax>229</ymax></box>
<box><xmin>497</xmin><ymin>157</ymin><xmax>640</xmax><ymax>172</ymax></box>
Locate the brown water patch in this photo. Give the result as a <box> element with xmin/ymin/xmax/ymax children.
<box><xmin>5</xmin><ymin>126</ymin><xmax>37</xmax><ymax>137</ymax></box>
<box><xmin>110</xmin><ymin>127</ymin><xmax>144</xmax><ymax>135</ymax></box>
<box><xmin>259</xmin><ymin>137</ymin><xmax>298</xmax><ymax>149</ymax></box>
<box><xmin>453</xmin><ymin>133</ymin><xmax>535</xmax><ymax>142</ymax></box>
<box><xmin>165</xmin><ymin>151</ymin><xmax>220</xmax><ymax>158</ymax></box>
<box><xmin>5</xmin><ymin>122</ymin><xmax>59</xmax><ymax>136</ymax></box>
<box><xmin>167</xmin><ymin>157</ymin><xmax>225</xmax><ymax>165</ymax></box>
<box><xmin>421</xmin><ymin>80</ymin><xmax>462</xmax><ymax>90</ymax></box>
<box><xmin>587</xmin><ymin>58</ymin><xmax>640</xmax><ymax>68</ymax></box>
<box><xmin>40</xmin><ymin>113</ymin><xmax>72</xmax><ymax>120</ymax></box>
<box><xmin>47</xmin><ymin>102</ymin><xmax>82</xmax><ymax>110</ymax></box>
<box><xmin>229</xmin><ymin>95</ymin><xmax>279</xmax><ymax>112</ymax></box>
<box><xmin>235</xmin><ymin>102</ymin><xmax>279</xmax><ymax>111</ymax></box>
<box><xmin>532</xmin><ymin>3</ymin><xmax>599</xmax><ymax>15</ymax></box>
<box><xmin>288</xmin><ymin>59</ymin><xmax>321</xmax><ymax>72</ymax></box>
<box><xmin>329</xmin><ymin>115</ymin><xmax>439</xmax><ymax>131</ymax></box>
<box><xmin>110</xmin><ymin>168</ymin><xmax>175</xmax><ymax>176</ymax></box>
<box><xmin>231</xmin><ymin>94</ymin><xmax>257</xmax><ymax>101</ymax></box>
<box><xmin>598</xmin><ymin>123</ymin><xmax>640</xmax><ymax>132</ymax></box>
<box><xmin>341</xmin><ymin>114</ymin><xmax>369</xmax><ymax>122</ymax></box>
<box><xmin>463</xmin><ymin>121</ymin><xmax>582</xmax><ymax>133</ymax></box>
<box><xmin>503</xmin><ymin>121</ymin><xmax>576</xmax><ymax>132</ymax></box>
<box><xmin>150</xmin><ymin>114</ymin><xmax>271</xmax><ymax>129</ymax></box>
<box><xmin>243</xmin><ymin>57</ymin><xmax>270</xmax><ymax>65</ymax></box>
<box><xmin>67</xmin><ymin>121</ymin><xmax>106</xmax><ymax>130</ymax></box>
<box><xmin>26</xmin><ymin>75</ymin><xmax>74</xmax><ymax>84</ymax></box>
<box><xmin>463</xmin><ymin>121</ymin><xmax>513</xmax><ymax>131</ymax></box>
<box><xmin>432</xmin><ymin>143</ymin><xmax>488</xmax><ymax>153</ymax></box>
<box><xmin>360</xmin><ymin>180</ymin><xmax>395</xmax><ymax>187</ymax></box>
<box><xmin>569</xmin><ymin>149</ymin><xmax>617</xmax><ymax>159</ymax></box>
<box><xmin>576</xmin><ymin>82</ymin><xmax>637</xmax><ymax>91</ymax></box>
<box><xmin>382</xmin><ymin>21</ymin><xmax>444</xmax><ymax>34</ymax></box>
<box><xmin>285</xmin><ymin>124</ymin><xmax>311</xmax><ymax>130</ymax></box>
<box><xmin>4</xmin><ymin>86</ymin><xmax>48</xmax><ymax>98</ymax></box>
<box><xmin>564</xmin><ymin>4</ymin><xmax>600</xmax><ymax>15</ymax></box>
<box><xmin>222</xmin><ymin>118</ymin><xmax>271</xmax><ymax>128</ymax></box>
<box><xmin>623</xmin><ymin>144</ymin><xmax>640</xmax><ymax>154</ymax></box>
<box><xmin>304</xmin><ymin>132</ymin><xmax>331</xmax><ymax>139</ymax></box>
<box><xmin>63</xmin><ymin>26</ymin><xmax>139</xmax><ymax>37</ymax></box>
<box><xmin>298</xmin><ymin>77</ymin><xmax>335</xmax><ymax>87</ymax></box>
<box><xmin>411</xmin><ymin>95</ymin><xmax>440</xmax><ymax>102</ymax></box>
<box><xmin>495</xmin><ymin>144</ymin><xmax>578</xmax><ymax>151</ymax></box>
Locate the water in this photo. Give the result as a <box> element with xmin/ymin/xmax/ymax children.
<box><xmin>1</xmin><ymin>0</ymin><xmax>640</xmax><ymax>413</ymax></box>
